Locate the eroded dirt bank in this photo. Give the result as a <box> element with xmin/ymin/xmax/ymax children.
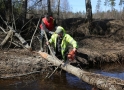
<box><xmin>62</xmin><ymin>19</ymin><xmax>124</xmax><ymax>65</ymax></box>
<box><xmin>0</xmin><ymin>49</ymin><xmax>46</xmax><ymax>78</ymax></box>
<box><xmin>76</xmin><ymin>36</ymin><xmax>124</xmax><ymax>65</ymax></box>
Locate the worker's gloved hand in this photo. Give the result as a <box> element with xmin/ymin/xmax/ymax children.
<box><xmin>67</xmin><ymin>48</ymin><xmax>77</xmax><ymax>61</ymax></box>
<box><xmin>49</xmin><ymin>31</ymin><xmax>54</xmax><ymax>34</ymax></box>
<box><xmin>46</xmin><ymin>41</ymin><xmax>49</xmax><ymax>45</ymax></box>
<box><xmin>73</xmin><ymin>48</ymin><xmax>77</xmax><ymax>53</ymax></box>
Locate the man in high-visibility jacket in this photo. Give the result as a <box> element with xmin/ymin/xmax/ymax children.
<box><xmin>39</xmin><ymin>13</ymin><xmax>57</xmax><ymax>51</ymax></box>
<box><xmin>47</xmin><ymin>26</ymin><xmax>78</xmax><ymax>61</ymax></box>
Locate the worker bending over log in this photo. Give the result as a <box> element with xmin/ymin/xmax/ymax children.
<box><xmin>46</xmin><ymin>26</ymin><xmax>78</xmax><ymax>62</ymax></box>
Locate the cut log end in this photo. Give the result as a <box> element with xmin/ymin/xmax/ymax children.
<box><xmin>38</xmin><ymin>51</ymin><xmax>48</xmax><ymax>59</ymax></box>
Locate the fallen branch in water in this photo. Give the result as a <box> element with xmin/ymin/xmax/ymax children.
<box><xmin>38</xmin><ymin>51</ymin><xmax>124</xmax><ymax>90</ymax></box>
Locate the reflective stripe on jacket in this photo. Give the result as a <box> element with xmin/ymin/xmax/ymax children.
<box><xmin>49</xmin><ymin>33</ymin><xmax>78</xmax><ymax>60</ymax></box>
<box><xmin>40</xmin><ymin>17</ymin><xmax>54</xmax><ymax>31</ymax></box>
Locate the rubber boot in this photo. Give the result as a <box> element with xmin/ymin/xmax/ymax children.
<box><xmin>39</xmin><ymin>40</ymin><xmax>43</xmax><ymax>52</ymax></box>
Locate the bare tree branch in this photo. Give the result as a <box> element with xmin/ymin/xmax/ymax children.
<box><xmin>0</xmin><ymin>26</ymin><xmax>7</xmax><ymax>34</ymax></box>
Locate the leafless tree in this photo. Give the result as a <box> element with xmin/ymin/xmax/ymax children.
<box><xmin>21</xmin><ymin>0</ymin><xmax>28</xmax><ymax>24</ymax></box>
<box><xmin>85</xmin><ymin>0</ymin><xmax>92</xmax><ymax>23</ymax></box>
<box><xmin>47</xmin><ymin>0</ymin><xmax>51</xmax><ymax>15</ymax></box>
<box><xmin>3</xmin><ymin>0</ymin><xmax>12</xmax><ymax>23</ymax></box>
<box><xmin>57</xmin><ymin>0</ymin><xmax>60</xmax><ymax>23</ymax></box>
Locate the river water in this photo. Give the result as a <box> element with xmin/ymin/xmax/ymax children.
<box><xmin>0</xmin><ymin>63</ymin><xmax>124</xmax><ymax>90</ymax></box>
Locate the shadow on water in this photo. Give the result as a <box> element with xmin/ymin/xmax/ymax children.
<box><xmin>0</xmin><ymin>62</ymin><xmax>124</xmax><ymax>90</ymax></box>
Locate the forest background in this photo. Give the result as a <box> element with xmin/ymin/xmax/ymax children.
<box><xmin>0</xmin><ymin>0</ymin><xmax>124</xmax><ymax>25</ymax></box>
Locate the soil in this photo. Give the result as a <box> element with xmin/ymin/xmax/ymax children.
<box><xmin>0</xmin><ymin>18</ymin><xmax>124</xmax><ymax>77</ymax></box>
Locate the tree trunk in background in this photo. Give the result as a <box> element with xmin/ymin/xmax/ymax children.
<box><xmin>4</xmin><ymin>0</ymin><xmax>12</xmax><ymax>23</ymax></box>
<box><xmin>57</xmin><ymin>0</ymin><xmax>60</xmax><ymax>23</ymax></box>
<box><xmin>85</xmin><ymin>0</ymin><xmax>93</xmax><ymax>34</ymax></box>
<box><xmin>47</xmin><ymin>0</ymin><xmax>51</xmax><ymax>15</ymax></box>
<box><xmin>85</xmin><ymin>0</ymin><xmax>92</xmax><ymax>23</ymax></box>
<box><xmin>22</xmin><ymin>0</ymin><xmax>27</xmax><ymax>24</ymax></box>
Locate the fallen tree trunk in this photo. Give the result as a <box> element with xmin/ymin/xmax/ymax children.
<box><xmin>0</xmin><ymin>30</ymin><xmax>13</xmax><ymax>46</ymax></box>
<box><xmin>8</xmin><ymin>26</ymin><xmax>31</xmax><ymax>49</ymax></box>
<box><xmin>0</xmin><ymin>16</ymin><xmax>31</xmax><ymax>50</ymax></box>
<box><xmin>38</xmin><ymin>52</ymin><xmax>124</xmax><ymax>90</ymax></box>
<box><xmin>0</xmin><ymin>25</ymin><xmax>31</xmax><ymax>50</ymax></box>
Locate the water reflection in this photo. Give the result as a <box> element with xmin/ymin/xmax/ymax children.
<box><xmin>0</xmin><ymin>72</ymin><xmax>92</xmax><ymax>90</ymax></box>
<box><xmin>94</xmin><ymin>70</ymin><xmax>124</xmax><ymax>80</ymax></box>
<box><xmin>66</xmin><ymin>73</ymin><xmax>92</xmax><ymax>90</ymax></box>
<box><xmin>0</xmin><ymin>79</ymin><xmax>40</xmax><ymax>90</ymax></box>
<box><xmin>91</xmin><ymin>62</ymin><xmax>124</xmax><ymax>80</ymax></box>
